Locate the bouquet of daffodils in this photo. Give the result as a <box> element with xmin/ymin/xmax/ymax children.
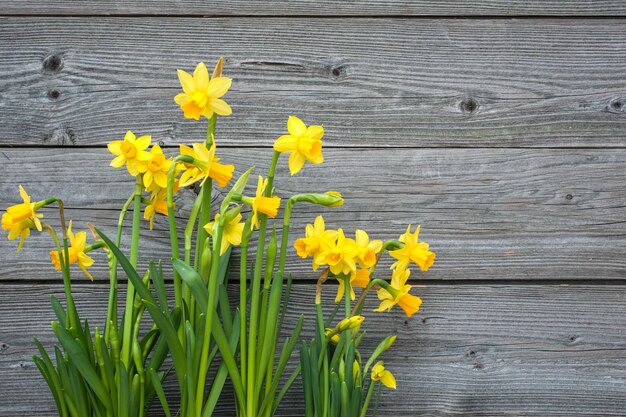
<box><xmin>2</xmin><ymin>57</ymin><xmax>435</xmax><ymax>417</ymax></box>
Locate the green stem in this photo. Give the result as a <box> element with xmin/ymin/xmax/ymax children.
<box><xmin>196</xmin><ymin>222</ymin><xmax>223</xmax><ymax>416</ymax></box>
<box><xmin>106</xmin><ymin>194</ymin><xmax>134</xmax><ymax>343</ymax></box>
<box><xmin>121</xmin><ymin>175</ymin><xmax>142</xmax><ymax>369</ymax></box>
<box><xmin>239</xmin><ymin>217</ymin><xmax>253</xmax><ymax>389</ymax></box>
<box><xmin>246</xmin><ymin>151</ymin><xmax>280</xmax><ymax>417</ymax></box>
<box><xmin>166</xmin><ymin>155</ymin><xmax>193</xmax><ymax>310</ymax></box>
<box><xmin>345</xmin><ymin>276</ymin><xmax>351</xmax><ymax>318</ymax></box>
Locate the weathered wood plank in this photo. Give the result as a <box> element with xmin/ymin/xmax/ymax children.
<box><xmin>2</xmin><ymin>283</ymin><xmax>626</xmax><ymax>416</ymax></box>
<box><xmin>1</xmin><ymin>147</ymin><xmax>625</xmax><ymax>281</ymax></box>
<box><xmin>2</xmin><ymin>1</ymin><xmax>626</xmax><ymax>16</ymax></box>
<box><xmin>2</xmin><ymin>18</ymin><xmax>626</xmax><ymax>147</ymax></box>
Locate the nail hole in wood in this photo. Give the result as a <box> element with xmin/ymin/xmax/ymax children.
<box><xmin>565</xmin><ymin>194</ymin><xmax>573</xmax><ymax>201</ymax></box>
<box><xmin>468</xmin><ymin>349</ymin><xmax>476</xmax><ymax>357</ymax></box>
<box><xmin>158</xmin><ymin>140</ymin><xmax>165</xmax><ymax>146</ymax></box>
<box><xmin>460</xmin><ymin>98</ymin><xmax>479</xmax><ymax>114</ymax></box>
<box><xmin>43</xmin><ymin>53</ymin><xmax>63</xmax><ymax>73</ymax></box>
<box><xmin>48</xmin><ymin>89</ymin><xmax>61</xmax><ymax>100</ymax></box>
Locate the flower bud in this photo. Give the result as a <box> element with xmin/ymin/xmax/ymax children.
<box><xmin>336</xmin><ymin>315</ymin><xmax>364</xmax><ymax>333</ymax></box>
<box><xmin>289</xmin><ymin>192</ymin><xmax>344</xmax><ymax>208</ymax></box>
<box><xmin>201</xmin><ymin>237</ymin><xmax>212</xmax><ymax>277</ymax></box>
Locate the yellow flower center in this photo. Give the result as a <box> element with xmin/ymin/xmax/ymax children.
<box><xmin>325</xmin><ymin>251</ymin><xmax>342</xmax><ymax>265</ymax></box>
<box><xmin>121</xmin><ymin>141</ymin><xmax>136</xmax><ymax>158</ymax></box>
<box><xmin>148</xmin><ymin>153</ymin><xmax>165</xmax><ymax>171</ymax></box>
<box><xmin>191</xmin><ymin>90</ymin><xmax>208</xmax><ymax>107</ymax></box>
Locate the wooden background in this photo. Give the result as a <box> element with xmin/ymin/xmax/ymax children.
<box><xmin>1</xmin><ymin>1</ymin><xmax>626</xmax><ymax>415</ymax></box>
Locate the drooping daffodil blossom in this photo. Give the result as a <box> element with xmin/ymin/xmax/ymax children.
<box><xmin>204</xmin><ymin>212</ymin><xmax>245</xmax><ymax>255</ymax></box>
<box><xmin>49</xmin><ymin>220</ymin><xmax>96</xmax><ymax>280</ymax></box>
<box><xmin>335</xmin><ymin>268</ymin><xmax>370</xmax><ymax>302</ymax></box>
<box><xmin>371</xmin><ymin>361</ymin><xmax>397</xmax><ymax>389</ymax></box>
<box><xmin>107</xmin><ymin>131</ymin><xmax>152</xmax><ymax>176</ymax></box>
<box><xmin>144</xmin><ymin>189</ymin><xmax>170</xmax><ymax>230</ymax></box>
<box><xmin>374</xmin><ymin>267</ymin><xmax>422</xmax><ymax>318</ymax></box>
<box><xmin>244</xmin><ymin>175</ymin><xmax>281</xmax><ymax>230</ymax></box>
<box><xmin>1</xmin><ymin>185</ymin><xmax>44</xmax><ymax>252</ymax></box>
<box><xmin>179</xmin><ymin>141</ymin><xmax>234</xmax><ymax>188</ymax></box>
<box><xmin>273</xmin><ymin>116</ymin><xmax>324</xmax><ymax>175</ymax></box>
<box><xmin>174</xmin><ymin>61</ymin><xmax>232</xmax><ymax>120</ymax></box>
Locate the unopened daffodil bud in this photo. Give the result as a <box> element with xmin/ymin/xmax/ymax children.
<box><xmin>289</xmin><ymin>192</ymin><xmax>344</xmax><ymax>208</ymax></box>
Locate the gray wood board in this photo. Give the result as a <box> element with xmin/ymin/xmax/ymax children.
<box><xmin>1</xmin><ymin>147</ymin><xmax>625</xmax><ymax>282</ymax></box>
<box><xmin>2</xmin><ymin>18</ymin><xmax>626</xmax><ymax>147</ymax></box>
<box><xmin>2</xmin><ymin>1</ymin><xmax>626</xmax><ymax>16</ymax></box>
<box><xmin>2</xmin><ymin>282</ymin><xmax>626</xmax><ymax>416</ymax></box>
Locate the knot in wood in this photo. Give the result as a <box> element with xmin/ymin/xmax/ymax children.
<box><xmin>610</xmin><ymin>98</ymin><xmax>623</xmax><ymax>111</ymax></box>
<box><xmin>460</xmin><ymin>97</ymin><xmax>479</xmax><ymax>114</ymax></box>
<box><xmin>48</xmin><ymin>89</ymin><xmax>61</xmax><ymax>100</ymax></box>
<box><xmin>43</xmin><ymin>53</ymin><xmax>64</xmax><ymax>73</ymax></box>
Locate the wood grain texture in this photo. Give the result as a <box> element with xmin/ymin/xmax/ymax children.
<box><xmin>2</xmin><ymin>18</ymin><xmax>626</xmax><ymax>148</ymax></box>
<box><xmin>1</xmin><ymin>147</ymin><xmax>625</xmax><ymax>282</ymax></box>
<box><xmin>2</xmin><ymin>282</ymin><xmax>626</xmax><ymax>416</ymax></box>
<box><xmin>2</xmin><ymin>1</ymin><xmax>626</xmax><ymax>16</ymax></box>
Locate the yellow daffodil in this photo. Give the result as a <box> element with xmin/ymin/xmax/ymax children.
<box><xmin>335</xmin><ymin>269</ymin><xmax>370</xmax><ymax>302</ymax></box>
<box><xmin>371</xmin><ymin>361</ymin><xmax>396</xmax><ymax>389</ymax></box>
<box><xmin>49</xmin><ymin>221</ymin><xmax>95</xmax><ymax>280</ymax></box>
<box><xmin>318</xmin><ymin>228</ymin><xmax>358</xmax><ymax>275</ymax></box>
<box><xmin>354</xmin><ymin>229</ymin><xmax>382</xmax><ymax>269</ymax></box>
<box><xmin>204</xmin><ymin>213</ymin><xmax>245</xmax><ymax>255</ymax></box>
<box><xmin>107</xmin><ymin>131</ymin><xmax>152</xmax><ymax>176</ymax></box>
<box><xmin>179</xmin><ymin>141</ymin><xmax>234</xmax><ymax>188</ymax></box>
<box><xmin>249</xmin><ymin>175</ymin><xmax>281</xmax><ymax>230</ymax></box>
<box><xmin>294</xmin><ymin>215</ymin><xmax>338</xmax><ymax>269</ymax></box>
<box><xmin>374</xmin><ymin>268</ymin><xmax>422</xmax><ymax>318</ymax></box>
<box><xmin>2</xmin><ymin>185</ymin><xmax>43</xmax><ymax>252</ymax></box>
<box><xmin>273</xmin><ymin>116</ymin><xmax>324</xmax><ymax>175</ymax></box>
<box><xmin>144</xmin><ymin>190</ymin><xmax>170</xmax><ymax>230</ymax></box>
<box><xmin>389</xmin><ymin>225</ymin><xmax>436</xmax><ymax>272</ymax></box>
<box><xmin>143</xmin><ymin>145</ymin><xmax>173</xmax><ymax>190</ymax></box>
<box><xmin>174</xmin><ymin>62</ymin><xmax>232</xmax><ymax>120</ymax></box>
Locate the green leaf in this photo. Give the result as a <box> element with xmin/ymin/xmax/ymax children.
<box><xmin>220</xmin><ymin>166</ymin><xmax>254</xmax><ymax>213</ymax></box>
<box><xmin>50</xmin><ymin>295</ymin><xmax>67</xmax><ymax>328</ymax></box>
<box><xmin>172</xmin><ymin>258</ymin><xmax>208</xmax><ymax>311</ymax></box>
<box><xmin>96</xmin><ymin>228</ymin><xmax>187</xmax><ymax>386</ymax></box>
<box><xmin>52</xmin><ymin>322</ymin><xmax>113</xmax><ymax>413</ymax></box>
<box><xmin>149</xmin><ymin>368</ymin><xmax>172</xmax><ymax>417</ymax></box>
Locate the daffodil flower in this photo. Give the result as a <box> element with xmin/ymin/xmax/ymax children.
<box><xmin>335</xmin><ymin>269</ymin><xmax>370</xmax><ymax>302</ymax></box>
<box><xmin>374</xmin><ymin>268</ymin><xmax>422</xmax><ymax>318</ymax></box>
<box><xmin>389</xmin><ymin>225</ymin><xmax>436</xmax><ymax>272</ymax></box>
<box><xmin>245</xmin><ymin>175</ymin><xmax>281</xmax><ymax>230</ymax></box>
<box><xmin>49</xmin><ymin>220</ymin><xmax>95</xmax><ymax>280</ymax></box>
<box><xmin>273</xmin><ymin>116</ymin><xmax>324</xmax><ymax>175</ymax></box>
<box><xmin>174</xmin><ymin>62</ymin><xmax>232</xmax><ymax>120</ymax></box>
<box><xmin>179</xmin><ymin>141</ymin><xmax>234</xmax><ymax>188</ymax></box>
<box><xmin>2</xmin><ymin>185</ymin><xmax>43</xmax><ymax>252</ymax></box>
<box><xmin>204</xmin><ymin>213</ymin><xmax>245</xmax><ymax>255</ymax></box>
<box><xmin>144</xmin><ymin>189</ymin><xmax>170</xmax><ymax>230</ymax></box>
<box><xmin>294</xmin><ymin>215</ymin><xmax>338</xmax><ymax>269</ymax></box>
<box><xmin>354</xmin><ymin>229</ymin><xmax>383</xmax><ymax>269</ymax></box>
<box><xmin>108</xmin><ymin>131</ymin><xmax>152</xmax><ymax>176</ymax></box>
<box><xmin>371</xmin><ymin>361</ymin><xmax>396</xmax><ymax>389</ymax></box>
<box><xmin>318</xmin><ymin>228</ymin><xmax>358</xmax><ymax>275</ymax></box>
<box><xmin>143</xmin><ymin>144</ymin><xmax>173</xmax><ymax>190</ymax></box>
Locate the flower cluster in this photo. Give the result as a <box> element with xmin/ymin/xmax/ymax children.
<box><xmin>3</xmin><ymin>57</ymin><xmax>439</xmax><ymax>417</ymax></box>
<box><xmin>295</xmin><ymin>216</ymin><xmax>435</xmax><ymax>317</ymax></box>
